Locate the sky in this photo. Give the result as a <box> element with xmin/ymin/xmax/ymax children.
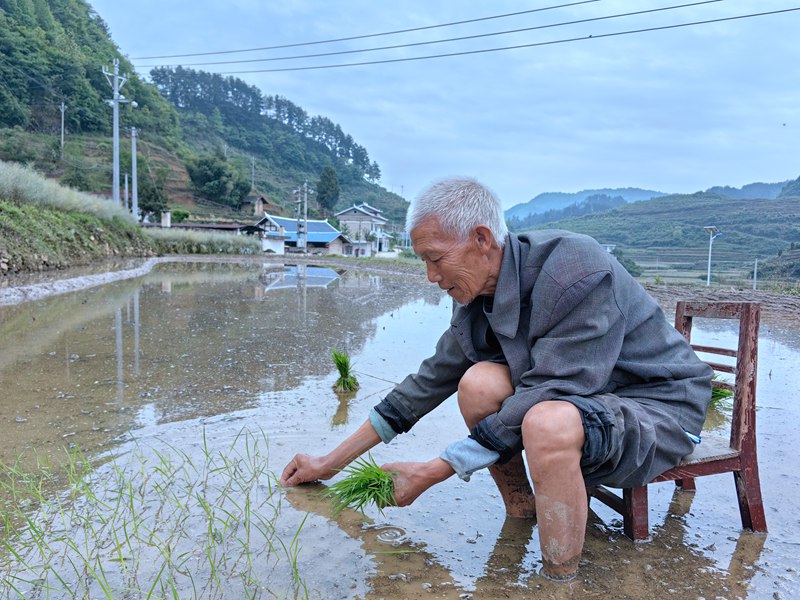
<box><xmin>88</xmin><ymin>0</ymin><xmax>800</xmax><ymax>209</ymax></box>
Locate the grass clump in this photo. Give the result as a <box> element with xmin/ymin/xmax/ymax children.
<box><xmin>0</xmin><ymin>159</ymin><xmax>132</xmax><ymax>221</ymax></box>
<box><xmin>144</xmin><ymin>227</ymin><xmax>260</xmax><ymax>255</ymax></box>
<box><xmin>323</xmin><ymin>455</ymin><xmax>395</xmax><ymax>516</ymax></box>
<box><xmin>331</xmin><ymin>348</ymin><xmax>359</xmax><ymax>393</ymax></box>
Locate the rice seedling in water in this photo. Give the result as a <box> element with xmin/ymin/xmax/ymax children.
<box><xmin>323</xmin><ymin>454</ymin><xmax>395</xmax><ymax>516</ymax></box>
<box><xmin>331</xmin><ymin>348</ymin><xmax>359</xmax><ymax>393</ymax></box>
<box><xmin>710</xmin><ymin>372</ymin><xmax>734</xmax><ymax>408</ymax></box>
<box><xmin>0</xmin><ymin>427</ymin><xmax>309</xmax><ymax>599</ymax></box>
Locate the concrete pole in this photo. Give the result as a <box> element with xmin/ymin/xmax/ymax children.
<box><xmin>303</xmin><ymin>181</ymin><xmax>308</xmax><ymax>254</ymax></box>
<box><xmin>124</xmin><ymin>173</ymin><xmax>129</xmax><ymax>209</ymax></box>
<box><xmin>131</xmin><ymin>127</ymin><xmax>138</xmax><ymax>221</ymax></box>
<box><xmin>59</xmin><ymin>102</ymin><xmax>66</xmax><ymax>148</ymax></box>
<box><xmin>753</xmin><ymin>258</ymin><xmax>758</xmax><ymax>290</ymax></box>
<box><xmin>103</xmin><ymin>59</ymin><xmax>130</xmax><ymax>206</ymax></box>
<box><xmin>112</xmin><ymin>61</ymin><xmax>120</xmax><ymax>204</ymax></box>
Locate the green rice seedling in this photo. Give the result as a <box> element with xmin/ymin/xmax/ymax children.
<box><xmin>323</xmin><ymin>455</ymin><xmax>395</xmax><ymax>516</ymax></box>
<box><xmin>710</xmin><ymin>373</ymin><xmax>734</xmax><ymax>408</ymax></box>
<box><xmin>331</xmin><ymin>348</ymin><xmax>359</xmax><ymax>393</ymax></box>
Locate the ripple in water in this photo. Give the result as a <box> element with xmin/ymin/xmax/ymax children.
<box><xmin>374</xmin><ymin>526</ymin><xmax>407</xmax><ymax>546</ymax></box>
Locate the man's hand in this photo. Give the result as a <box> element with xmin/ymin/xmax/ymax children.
<box><xmin>280</xmin><ymin>419</ymin><xmax>384</xmax><ymax>488</ymax></box>
<box><xmin>280</xmin><ymin>454</ymin><xmax>337</xmax><ymax>487</ymax></box>
<box><xmin>382</xmin><ymin>458</ymin><xmax>455</xmax><ymax>507</ymax></box>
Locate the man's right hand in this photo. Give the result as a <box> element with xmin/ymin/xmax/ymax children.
<box><xmin>279</xmin><ymin>418</ymin><xmax>383</xmax><ymax>487</ymax></box>
<box><xmin>280</xmin><ymin>453</ymin><xmax>336</xmax><ymax>487</ymax></box>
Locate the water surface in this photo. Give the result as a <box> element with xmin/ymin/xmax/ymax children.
<box><xmin>1</xmin><ymin>259</ymin><xmax>798</xmax><ymax>598</ymax></box>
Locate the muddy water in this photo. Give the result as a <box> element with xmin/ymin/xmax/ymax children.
<box><xmin>1</xmin><ymin>259</ymin><xmax>799</xmax><ymax>599</ymax></box>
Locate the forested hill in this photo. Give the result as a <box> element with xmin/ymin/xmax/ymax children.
<box><xmin>0</xmin><ymin>0</ymin><xmax>178</xmax><ymax>139</ymax></box>
<box><xmin>0</xmin><ymin>0</ymin><xmax>407</xmax><ymax>225</ymax></box>
<box><xmin>519</xmin><ymin>187</ymin><xmax>800</xmax><ymax>259</ymax></box>
<box><xmin>147</xmin><ymin>66</ymin><xmax>407</xmax><ymax>223</ymax></box>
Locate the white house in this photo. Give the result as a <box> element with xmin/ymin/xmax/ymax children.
<box><xmin>255</xmin><ymin>213</ymin><xmax>349</xmax><ymax>255</ymax></box>
<box><xmin>334</xmin><ymin>203</ymin><xmax>392</xmax><ymax>257</ymax></box>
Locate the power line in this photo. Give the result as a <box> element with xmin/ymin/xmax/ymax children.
<box><xmin>137</xmin><ymin>0</ymin><xmax>724</xmax><ymax>69</ymax></box>
<box><xmin>131</xmin><ymin>0</ymin><xmax>602</xmax><ymax>60</ymax></box>
<box><xmin>212</xmin><ymin>7</ymin><xmax>800</xmax><ymax>75</ymax></box>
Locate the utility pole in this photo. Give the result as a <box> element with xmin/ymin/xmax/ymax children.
<box><xmin>103</xmin><ymin>59</ymin><xmax>135</xmax><ymax>205</ymax></box>
<box><xmin>293</xmin><ymin>181</ymin><xmax>312</xmax><ymax>253</ymax></box>
<box><xmin>753</xmin><ymin>258</ymin><xmax>759</xmax><ymax>290</ymax></box>
<box><xmin>124</xmin><ymin>173</ymin><xmax>129</xmax><ymax>209</ymax></box>
<box><xmin>59</xmin><ymin>102</ymin><xmax>66</xmax><ymax>148</ymax></box>
<box><xmin>251</xmin><ymin>156</ymin><xmax>255</xmax><ymax>190</ymax></box>
<box><xmin>131</xmin><ymin>127</ymin><xmax>139</xmax><ymax>221</ymax></box>
<box><xmin>703</xmin><ymin>225</ymin><xmax>721</xmax><ymax>286</ymax></box>
<box><xmin>303</xmin><ymin>181</ymin><xmax>309</xmax><ymax>254</ymax></box>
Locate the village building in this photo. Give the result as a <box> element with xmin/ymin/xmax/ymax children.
<box><xmin>334</xmin><ymin>203</ymin><xmax>392</xmax><ymax>257</ymax></box>
<box><xmin>255</xmin><ymin>213</ymin><xmax>349</xmax><ymax>255</ymax></box>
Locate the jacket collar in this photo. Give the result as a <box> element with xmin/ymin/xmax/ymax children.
<box><xmin>487</xmin><ymin>234</ymin><xmax>521</xmax><ymax>338</ymax></box>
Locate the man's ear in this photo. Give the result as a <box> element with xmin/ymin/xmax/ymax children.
<box><xmin>473</xmin><ymin>225</ymin><xmax>495</xmax><ymax>252</ymax></box>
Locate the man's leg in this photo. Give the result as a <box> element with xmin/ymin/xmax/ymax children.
<box><xmin>458</xmin><ymin>362</ymin><xmax>536</xmax><ymax>518</ymax></box>
<box><xmin>522</xmin><ymin>400</ymin><xmax>587</xmax><ymax>580</ymax></box>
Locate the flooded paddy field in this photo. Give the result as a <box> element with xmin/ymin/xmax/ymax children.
<box><xmin>1</xmin><ymin>258</ymin><xmax>799</xmax><ymax>599</ymax></box>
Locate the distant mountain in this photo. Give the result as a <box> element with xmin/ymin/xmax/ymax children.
<box><xmin>704</xmin><ymin>181</ymin><xmax>789</xmax><ymax>200</ymax></box>
<box><xmin>519</xmin><ymin>191</ymin><xmax>799</xmax><ymax>257</ymax></box>
<box><xmin>505</xmin><ymin>188</ymin><xmax>667</xmax><ymax>221</ymax></box>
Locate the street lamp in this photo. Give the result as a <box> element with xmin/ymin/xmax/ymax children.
<box><xmin>704</xmin><ymin>225</ymin><xmax>722</xmax><ymax>286</ymax></box>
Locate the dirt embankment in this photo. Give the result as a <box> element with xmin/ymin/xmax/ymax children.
<box><xmin>644</xmin><ymin>283</ymin><xmax>800</xmax><ymax>326</ymax></box>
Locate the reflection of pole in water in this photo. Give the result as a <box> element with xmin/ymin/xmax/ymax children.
<box><xmin>133</xmin><ymin>288</ymin><xmax>140</xmax><ymax>376</ymax></box>
<box><xmin>64</xmin><ymin>336</ymin><xmax>71</xmax><ymax>382</ymax></box>
<box><xmin>296</xmin><ymin>263</ymin><xmax>307</xmax><ymax>321</ymax></box>
<box><xmin>116</xmin><ymin>307</ymin><xmax>124</xmax><ymax>402</ymax></box>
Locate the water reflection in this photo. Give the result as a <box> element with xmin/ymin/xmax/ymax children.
<box><xmin>0</xmin><ymin>261</ymin><xmax>440</xmax><ymax>465</ymax></box>
<box><xmin>1</xmin><ymin>262</ymin><xmax>798</xmax><ymax>598</ymax></box>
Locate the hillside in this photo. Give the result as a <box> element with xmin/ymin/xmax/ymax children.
<box><xmin>0</xmin><ymin>0</ymin><xmax>407</xmax><ymax>228</ymax></box>
<box><xmin>519</xmin><ymin>188</ymin><xmax>800</xmax><ymax>285</ymax></box>
<box><xmin>704</xmin><ymin>181</ymin><xmax>788</xmax><ymax>200</ymax></box>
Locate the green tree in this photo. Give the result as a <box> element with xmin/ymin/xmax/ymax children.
<box><xmin>137</xmin><ymin>165</ymin><xmax>169</xmax><ymax>218</ymax></box>
<box><xmin>186</xmin><ymin>152</ymin><xmax>251</xmax><ymax>208</ymax></box>
<box><xmin>612</xmin><ymin>247</ymin><xmax>642</xmax><ymax>277</ymax></box>
<box><xmin>316</xmin><ymin>166</ymin><xmax>340</xmax><ymax>216</ymax></box>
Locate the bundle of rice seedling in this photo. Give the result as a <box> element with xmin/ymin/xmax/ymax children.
<box><xmin>710</xmin><ymin>373</ymin><xmax>734</xmax><ymax>407</ymax></box>
<box><xmin>332</xmin><ymin>348</ymin><xmax>359</xmax><ymax>392</ymax></box>
<box><xmin>323</xmin><ymin>454</ymin><xmax>396</xmax><ymax>516</ymax></box>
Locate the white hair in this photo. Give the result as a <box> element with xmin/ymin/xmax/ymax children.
<box><xmin>406</xmin><ymin>177</ymin><xmax>508</xmax><ymax>247</ymax></box>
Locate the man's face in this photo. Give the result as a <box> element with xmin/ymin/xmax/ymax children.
<box><xmin>410</xmin><ymin>218</ymin><xmax>495</xmax><ymax>304</ymax></box>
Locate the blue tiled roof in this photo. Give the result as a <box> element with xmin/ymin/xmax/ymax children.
<box><xmin>259</xmin><ymin>214</ymin><xmax>345</xmax><ymax>244</ymax></box>
<box><xmin>263</xmin><ymin>266</ymin><xmax>340</xmax><ymax>290</ymax></box>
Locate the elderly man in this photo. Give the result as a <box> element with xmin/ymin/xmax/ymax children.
<box><xmin>281</xmin><ymin>177</ymin><xmax>712</xmax><ymax>580</ymax></box>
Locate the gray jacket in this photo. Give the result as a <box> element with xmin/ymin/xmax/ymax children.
<box><xmin>375</xmin><ymin>231</ymin><xmax>712</xmax><ymax>467</ymax></box>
